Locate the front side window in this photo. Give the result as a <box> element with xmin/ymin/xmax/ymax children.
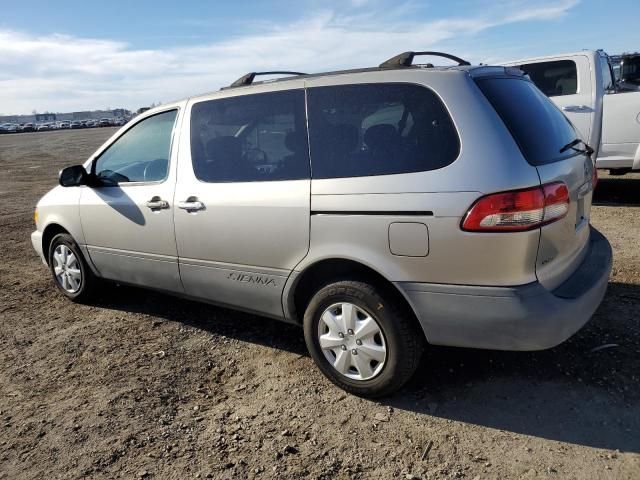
<box><xmin>519</xmin><ymin>60</ymin><xmax>578</xmax><ymax>97</ymax></box>
<box><xmin>307</xmin><ymin>83</ymin><xmax>460</xmax><ymax>179</ymax></box>
<box><xmin>621</xmin><ymin>56</ymin><xmax>640</xmax><ymax>86</ymax></box>
<box><xmin>94</xmin><ymin>110</ymin><xmax>177</xmax><ymax>184</ymax></box>
<box><xmin>190</xmin><ymin>90</ymin><xmax>309</xmax><ymax>182</ymax></box>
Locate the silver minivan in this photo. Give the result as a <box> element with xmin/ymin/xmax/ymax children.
<box><xmin>31</xmin><ymin>52</ymin><xmax>612</xmax><ymax>397</ymax></box>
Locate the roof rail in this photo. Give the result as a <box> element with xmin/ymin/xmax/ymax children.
<box><xmin>379</xmin><ymin>51</ymin><xmax>470</xmax><ymax>69</ymax></box>
<box><xmin>229</xmin><ymin>71</ymin><xmax>307</xmax><ymax>88</ymax></box>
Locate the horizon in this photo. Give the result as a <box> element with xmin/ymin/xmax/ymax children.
<box><xmin>1</xmin><ymin>0</ymin><xmax>638</xmax><ymax>115</ymax></box>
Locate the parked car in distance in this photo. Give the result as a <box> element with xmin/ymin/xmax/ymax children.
<box><xmin>32</xmin><ymin>52</ymin><xmax>612</xmax><ymax>397</ymax></box>
<box><xmin>503</xmin><ymin>50</ymin><xmax>640</xmax><ymax>175</ymax></box>
<box><xmin>22</xmin><ymin>123</ymin><xmax>35</xmax><ymax>132</ymax></box>
<box><xmin>70</xmin><ymin>121</ymin><xmax>82</xmax><ymax>129</ymax></box>
<box><xmin>36</xmin><ymin>123</ymin><xmax>51</xmax><ymax>131</ymax></box>
<box><xmin>0</xmin><ymin>123</ymin><xmax>19</xmax><ymax>133</ymax></box>
<box><xmin>98</xmin><ymin>118</ymin><xmax>113</xmax><ymax>127</ymax></box>
<box><xmin>58</xmin><ymin>121</ymin><xmax>70</xmax><ymax>129</ymax></box>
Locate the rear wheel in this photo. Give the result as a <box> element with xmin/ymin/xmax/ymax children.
<box><xmin>303</xmin><ymin>280</ymin><xmax>424</xmax><ymax>398</ymax></box>
<box><xmin>48</xmin><ymin>233</ymin><xmax>97</xmax><ymax>302</ymax></box>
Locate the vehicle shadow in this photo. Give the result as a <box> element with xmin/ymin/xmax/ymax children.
<box><xmin>386</xmin><ymin>280</ymin><xmax>640</xmax><ymax>453</ymax></box>
<box><xmin>92</xmin><ymin>283</ymin><xmax>308</xmax><ymax>355</ymax></box>
<box><xmin>92</xmin><ymin>186</ymin><xmax>146</xmax><ymax>225</ymax></box>
<box><xmin>593</xmin><ymin>175</ymin><xmax>640</xmax><ymax>206</ymax></box>
<box><xmin>92</xmin><ymin>280</ymin><xmax>640</xmax><ymax>453</ymax></box>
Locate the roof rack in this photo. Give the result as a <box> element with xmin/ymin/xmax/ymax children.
<box><xmin>228</xmin><ymin>71</ymin><xmax>307</xmax><ymax>88</ymax></box>
<box><xmin>379</xmin><ymin>51</ymin><xmax>470</xmax><ymax>69</ymax></box>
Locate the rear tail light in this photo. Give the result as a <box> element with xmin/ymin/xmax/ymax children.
<box><xmin>461</xmin><ymin>182</ymin><xmax>569</xmax><ymax>232</ymax></box>
<box><xmin>592</xmin><ymin>165</ymin><xmax>598</xmax><ymax>189</ymax></box>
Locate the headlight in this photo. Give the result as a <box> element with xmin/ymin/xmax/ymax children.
<box><xmin>34</xmin><ymin>208</ymin><xmax>38</xmax><ymax>226</ymax></box>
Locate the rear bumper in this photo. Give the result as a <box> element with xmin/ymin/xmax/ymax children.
<box><xmin>396</xmin><ymin>226</ymin><xmax>612</xmax><ymax>351</ymax></box>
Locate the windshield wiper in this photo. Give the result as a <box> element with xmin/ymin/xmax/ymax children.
<box><xmin>559</xmin><ymin>138</ymin><xmax>594</xmax><ymax>155</ymax></box>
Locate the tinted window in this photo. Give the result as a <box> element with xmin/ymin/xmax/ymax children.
<box><xmin>190</xmin><ymin>90</ymin><xmax>309</xmax><ymax>182</ymax></box>
<box><xmin>519</xmin><ymin>60</ymin><xmax>577</xmax><ymax>96</ymax></box>
<box><xmin>307</xmin><ymin>84</ymin><xmax>459</xmax><ymax>179</ymax></box>
<box><xmin>476</xmin><ymin>78</ymin><xmax>580</xmax><ymax>166</ymax></box>
<box><xmin>621</xmin><ymin>56</ymin><xmax>640</xmax><ymax>85</ymax></box>
<box><xmin>94</xmin><ymin>110</ymin><xmax>177</xmax><ymax>184</ymax></box>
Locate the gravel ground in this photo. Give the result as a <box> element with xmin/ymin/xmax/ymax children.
<box><xmin>0</xmin><ymin>129</ymin><xmax>639</xmax><ymax>479</ymax></box>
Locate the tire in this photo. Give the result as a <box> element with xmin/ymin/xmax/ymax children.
<box><xmin>47</xmin><ymin>233</ymin><xmax>97</xmax><ymax>302</ymax></box>
<box><xmin>303</xmin><ymin>280</ymin><xmax>424</xmax><ymax>398</ymax></box>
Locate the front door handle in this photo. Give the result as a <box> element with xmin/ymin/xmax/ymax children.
<box><xmin>177</xmin><ymin>197</ymin><xmax>205</xmax><ymax>211</ymax></box>
<box><xmin>146</xmin><ymin>196</ymin><xmax>170</xmax><ymax>210</ymax></box>
<box><xmin>562</xmin><ymin>105</ymin><xmax>591</xmax><ymax>112</ymax></box>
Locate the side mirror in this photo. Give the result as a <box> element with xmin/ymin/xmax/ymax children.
<box><xmin>59</xmin><ymin>165</ymin><xmax>88</xmax><ymax>187</ymax></box>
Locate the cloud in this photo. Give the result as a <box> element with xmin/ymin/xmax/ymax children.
<box><xmin>0</xmin><ymin>0</ymin><xmax>579</xmax><ymax>114</ymax></box>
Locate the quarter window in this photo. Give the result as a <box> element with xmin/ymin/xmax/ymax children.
<box><xmin>190</xmin><ymin>90</ymin><xmax>309</xmax><ymax>182</ymax></box>
<box><xmin>94</xmin><ymin>110</ymin><xmax>177</xmax><ymax>184</ymax></box>
<box><xmin>519</xmin><ymin>60</ymin><xmax>578</xmax><ymax>97</ymax></box>
<box><xmin>306</xmin><ymin>84</ymin><xmax>460</xmax><ymax>179</ymax></box>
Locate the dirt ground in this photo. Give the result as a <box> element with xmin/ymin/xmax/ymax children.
<box><xmin>1</xmin><ymin>128</ymin><xmax>639</xmax><ymax>480</ymax></box>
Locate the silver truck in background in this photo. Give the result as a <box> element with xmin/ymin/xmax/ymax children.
<box><xmin>503</xmin><ymin>50</ymin><xmax>640</xmax><ymax>175</ymax></box>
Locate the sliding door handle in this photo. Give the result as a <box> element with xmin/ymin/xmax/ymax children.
<box><xmin>177</xmin><ymin>197</ymin><xmax>205</xmax><ymax>211</ymax></box>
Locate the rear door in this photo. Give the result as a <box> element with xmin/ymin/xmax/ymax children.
<box><xmin>476</xmin><ymin>75</ymin><xmax>595</xmax><ymax>291</ymax></box>
<box><xmin>174</xmin><ymin>86</ymin><xmax>311</xmax><ymax>318</ymax></box>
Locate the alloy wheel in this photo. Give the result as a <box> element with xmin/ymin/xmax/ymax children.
<box><xmin>52</xmin><ymin>244</ymin><xmax>82</xmax><ymax>293</ymax></box>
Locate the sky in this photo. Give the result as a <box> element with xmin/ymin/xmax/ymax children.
<box><xmin>0</xmin><ymin>0</ymin><xmax>638</xmax><ymax>115</ymax></box>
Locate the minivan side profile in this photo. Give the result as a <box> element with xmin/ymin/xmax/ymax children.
<box><xmin>31</xmin><ymin>52</ymin><xmax>612</xmax><ymax>397</ymax></box>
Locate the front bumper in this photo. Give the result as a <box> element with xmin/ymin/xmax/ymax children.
<box><xmin>396</xmin><ymin>226</ymin><xmax>612</xmax><ymax>351</ymax></box>
<box><xmin>31</xmin><ymin>230</ymin><xmax>46</xmax><ymax>265</ymax></box>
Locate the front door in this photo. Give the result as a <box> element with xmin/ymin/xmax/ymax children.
<box><xmin>79</xmin><ymin>108</ymin><xmax>184</xmax><ymax>293</ymax></box>
<box><xmin>174</xmin><ymin>87</ymin><xmax>311</xmax><ymax>318</ymax></box>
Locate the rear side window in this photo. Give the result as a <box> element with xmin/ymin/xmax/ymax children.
<box><xmin>307</xmin><ymin>84</ymin><xmax>460</xmax><ymax>179</ymax></box>
<box><xmin>476</xmin><ymin>77</ymin><xmax>579</xmax><ymax>166</ymax></box>
<box><xmin>190</xmin><ymin>90</ymin><xmax>309</xmax><ymax>182</ymax></box>
<box><xmin>519</xmin><ymin>60</ymin><xmax>577</xmax><ymax>96</ymax></box>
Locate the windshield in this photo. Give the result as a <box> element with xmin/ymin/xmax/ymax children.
<box><xmin>475</xmin><ymin>77</ymin><xmax>581</xmax><ymax>166</ymax></box>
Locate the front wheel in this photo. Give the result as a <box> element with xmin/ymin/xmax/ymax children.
<box><xmin>303</xmin><ymin>280</ymin><xmax>424</xmax><ymax>398</ymax></box>
<box><xmin>48</xmin><ymin>233</ymin><xmax>97</xmax><ymax>302</ymax></box>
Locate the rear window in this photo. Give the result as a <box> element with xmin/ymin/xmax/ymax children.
<box><xmin>519</xmin><ymin>60</ymin><xmax>577</xmax><ymax>97</ymax></box>
<box><xmin>476</xmin><ymin>77</ymin><xmax>579</xmax><ymax>166</ymax></box>
<box><xmin>307</xmin><ymin>83</ymin><xmax>460</xmax><ymax>179</ymax></box>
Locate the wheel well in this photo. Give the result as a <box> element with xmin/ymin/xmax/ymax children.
<box><xmin>291</xmin><ymin>258</ymin><xmax>421</xmax><ymax>329</ymax></box>
<box><xmin>42</xmin><ymin>224</ymin><xmax>70</xmax><ymax>264</ymax></box>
